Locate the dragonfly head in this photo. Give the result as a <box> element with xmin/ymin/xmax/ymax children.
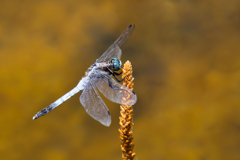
<box><xmin>110</xmin><ymin>58</ymin><xmax>122</xmax><ymax>71</ymax></box>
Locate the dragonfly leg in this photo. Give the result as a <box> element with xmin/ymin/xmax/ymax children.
<box><xmin>107</xmin><ymin>66</ymin><xmax>124</xmax><ymax>82</ymax></box>
<box><xmin>107</xmin><ymin>66</ymin><xmax>132</xmax><ymax>83</ymax></box>
<box><xmin>113</xmin><ymin>71</ymin><xmax>122</xmax><ymax>76</ymax></box>
<box><xmin>107</xmin><ymin>78</ymin><xmax>123</xmax><ymax>90</ymax></box>
<box><xmin>112</xmin><ymin>71</ymin><xmax>131</xmax><ymax>83</ymax></box>
<box><xmin>112</xmin><ymin>74</ymin><xmax>125</xmax><ymax>82</ymax></box>
<box><xmin>106</xmin><ymin>66</ymin><xmax>115</xmax><ymax>74</ymax></box>
<box><xmin>107</xmin><ymin>77</ymin><xmax>133</xmax><ymax>95</ymax></box>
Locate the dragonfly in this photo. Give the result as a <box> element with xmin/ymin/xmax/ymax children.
<box><xmin>33</xmin><ymin>24</ymin><xmax>137</xmax><ymax>127</ymax></box>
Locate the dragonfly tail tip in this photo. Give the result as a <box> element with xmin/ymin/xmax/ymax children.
<box><xmin>32</xmin><ymin>115</ymin><xmax>38</xmax><ymax>120</ymax></box>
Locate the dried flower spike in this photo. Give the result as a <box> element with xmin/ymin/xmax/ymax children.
<box><xmin>119</xmin><ymin>61</ymin><xmax>136</xmax><ymax>160</ymax></box>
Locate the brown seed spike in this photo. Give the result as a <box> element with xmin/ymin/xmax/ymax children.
<box><xmin>119</xmin><ymin>61</ymin><xmax>136</xmax><ymax>160</ymax></box>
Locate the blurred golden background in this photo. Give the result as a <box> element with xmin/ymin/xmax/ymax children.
<box><xmin>1</xmin><ymin>0</ymin><xmax>240</xmax><ymax>159</ymax></box>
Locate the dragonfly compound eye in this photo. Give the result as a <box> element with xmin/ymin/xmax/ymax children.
<box><xmin>112</xmin><ymin>58</ymin><xmax>120</xmax><ymax>70</ymax></box>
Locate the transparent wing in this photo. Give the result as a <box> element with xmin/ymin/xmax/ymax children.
<box><xmin>91</xmin><ymin>69</ymin><xmax>137</xmax><ymax>106</ymax></box>
<box><xmin>96</xmin><ymin>24</ymin><xmax>135</xmax><ymax>63</ymax></box>
<box><xmin>80</xmin><ymin>79</ymin><xmax>111</xmax><ymax>127</ymax></box>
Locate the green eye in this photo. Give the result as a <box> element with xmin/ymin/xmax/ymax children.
<box><xmin>112</xmin><ymin>58</ymin><xmax>120</xmax><ymax>70</ymax></box>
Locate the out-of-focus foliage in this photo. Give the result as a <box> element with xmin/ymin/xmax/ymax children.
<box><xmin>1</xmin><ymin>0</ymin><xmax>240</xmax><ymax>159</ymax></box>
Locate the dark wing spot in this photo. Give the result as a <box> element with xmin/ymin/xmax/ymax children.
<box><xmin>108</xmin><ymin>110</ymin><xmax>111</xmax><ymax>116</ymax></box>
<box><xmin>132</xmin><ymin>91</ymin><xmax>136</xmax><ymax>95</ymax></box>
<box><xmin>108</xmin><ymin>79</ymin><xmax>113</xmax><ymax>88</ymax></box>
